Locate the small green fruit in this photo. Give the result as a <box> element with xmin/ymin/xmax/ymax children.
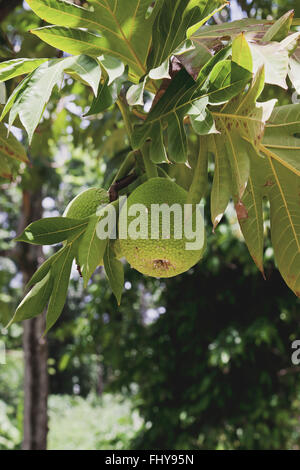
<box><xmin>63</xmin><ymin>187</ymin><xmax>109</xmax><ymax>219</ymax></box>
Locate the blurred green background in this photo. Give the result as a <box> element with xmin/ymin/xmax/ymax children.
<box><xmin>0</xmin><ymin>0</ymin><xmax>300</xmax><ymax>450</ymax></box>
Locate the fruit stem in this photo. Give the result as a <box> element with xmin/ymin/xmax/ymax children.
<box><xmin>109</xmin><ymin>173</ymin><xmax>138</xmax><ymax>202</ymax></box>
<box><xmin>186</xmin><ymin>136</ymin><xmax>208</xmax><ymax>205</ymax></box>
<box><xmin>141</xmin><ymin>143</ymin><xmax>158</xmax><ymax>179</ymax></box>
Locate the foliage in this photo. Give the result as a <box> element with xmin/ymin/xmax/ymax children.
<box><xmin>0</xmin><ymin>400</ymin><xmax>21</xmax><ymax>450</ymax></box>
<box><xmin>47</xmin><ymin>393</ymin><xmax>143</xmax><ymax>450</ymax></box>
<box><xmin>0</xmin><ymin>351</ymin><xmax>23</xmax><ymax>450</ymax></box>
<box><xmin>0</xmin><ymin>1</ymin><xmax>299</xmax><ymax>332</ymax></box>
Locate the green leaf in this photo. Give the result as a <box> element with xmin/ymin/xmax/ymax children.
<box><xmin>188</xmin><ymin>97</ymin><xmax>217</xmax><ymax>135</ymax></box>
<box><xmin>147</xmin><ymin>0</ymin><xmax>226</xmax><ymax>70</ymax></box>
<box><xmin>132</xmin><ymin>48</ymin><xmax>250</xmax><ymax>163</ymax></box>
<box><xmin>260</xmin><ymin>104</ymin><xmax>300</xmax><ymax>177</ymax></box>
<box><xmin>190</xmin><ymin>18</ymin><xmax>275</xmax><ymax>43</ymax></box>
<box><xmin>7</xmin><ymin>271</ymin><xmax>53</xmax><ymax>327</ymax></box>
<box><xmin>248</xmin><ymin>41</ymin><xmax>289</xmax><ymax>89</ymax></box>
<box><xmin>31</xmin><ymin>26</ymin><xmax>106</xmax><ymax>59</ymax></box>
<box><xmin>0</xmin><ymin>58</ymin><xmax>48</xmax><ymax>82</ymax></box>
<box><xmin>209</xmin><ymin>67</ymin><xmax>276</xmax><ymax>230</ymax></box>
<box><xmin>0</xmin><ymin>83</ymin><xmax>6</xmax><ymax>104</ymax></box>
<box><xmin>281</xmin><ymin>35</ymin><xmax>300</xmax><ymax>94</ymax></box>
<box><xmin>132</xmin><ymin>67</ymin><xmax>197</xmax><ymax>163</ymax></box>
<box><xmin>26</xmin><ymin>248</ymin><xmax>67</xmax><ymax>289</ymax></box>
<box><xmin>280</xmin><ymin>32</ymin><xmax>300</xmax><ymax>93</ymax></box>
<box><xmin>126</xmin><ymin>77</ymin><xmax>147</xmax><ymax>106</ymax></box>
<box><xmin>0</xmin><ymin>122</ymin><xmax>28</xmax><ymax>178</ymax></box>
<box><xmin>103</xmin><ymin>240</ymin><xmax>124</xmax><ymax>305</ymax></box>
<box><xmin>85</xmin><ymin>79</ymin><xmax>113</xmax><ymax>116</ymax></box>
<box><xmin>210</xmin><ymin>134</ymin><xmax>232</xmax><ymax>230</ymax></box>
<box><xmin>186</xmin><ymin>2</ymin><xmax>227</xmax><ymax>38</ymax></box>
<box><xmin>207</xmin><ymin>60</ymin><xmax>252</xmax><ymax>104</ymax></box>
<box><xmin>45</xmin><ymin>243</ymin><xmax>75</xmax><ymax>332</ymax></box>
<box><xmin>289</xmin><ymin>55</ymin><xmax>300</xmax><ymax>94</ymax></box>
<box><xmin>15</xmin><ymin>217</ymin><xmax>89</xmax><ymax>245</ymax></box>
<box><xmin>28</xmin><ymin>0</ymin><xmax>161</xmax><ymax>83</ymax></box>
<box><xmin>238</xmin><ymin>153</ymin><xmax>265</xmax><ymax>274</ymax></box>
<box><xmin>211</xmin><ymin>67</ymin><xmax>276</xmax><ymax>198</ymax></box>
<box><xmin>265</xmin><ymin>157</ymin><xmax>300</xmax><ymax>297</ymax></box>
<box><xmin>27</xmin><ymin>0</ymin><xmax>100</xmax><ymax>29</ymax></box>
<box><xmin>64</xmin><ymin>54</ymin><xmax>101</xmax><ymax>96</ymax></box>
<box><xmin>187</xmin><ymin>135</ymin><xmax>209</xmax><ymax>204</ymax></box>
<box><xmin>149</xmin><ymin>58</ymin><xmax>171</xmax><ymax>80</ymax></box>
<box><xmin>237</xmin><ymin>104</ymin><xmax>300</xmax><ymax>290</ymax></box>
<box><xmin>1</xmin><ymin>55</ymin><xmax>101</xmax><ymax>142</ymax></box>
<box><xmin>262</xmin><ymin>10</ymin><xmax>294</xmax><ymax>42</ymax></box>
<box><xmin>232</xmin><ymin>33</ymin><xmax>253</xmax><ymax>73</ymax></box>
<box><xmin>78</xmin><ymin>212</ymin><xmax>110</xmax><ymax>287</ymax></box>
<box><xmin>100</xmin><ymin>55</ymin><xmax>125</xmax><ymax>86</ymax></box>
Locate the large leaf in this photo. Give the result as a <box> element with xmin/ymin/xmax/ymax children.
<box><xmin>190</xmin><ymin>17</ymin><xmax>291</xmax><ymax>89</ymax></box>
<box><xmin>26</xmin><ymin>248</ymin><xmax>67</xmax><ymax>289</ymax></box>
<box><xmin>0</xmin><ymin>122</ymin><xmax>28</xmax><ymax>179</ymax></box>
<box><xmin>237</xmin><ymin>105</ymin><xmax>300</xmax><ymax>292</ymax></box>
<box><xmin>12</xmin><ymin>225</ymin><xmax>88</xmax><ymax>329</ymax></box>
<box><xmin>132</xmin><ymin>47</ymin><xmax>251</xmax><ymax>163</ymax></box>
<box><xmin>0</xmin><ymin>58</ymin><xmax>48</xmax><ymax>82</ymax></box>
<box><xmin>248</xmin><ymin>41</ymin><xmax>289</xmax><ymax>89</ymax></box>
<box><xmin>281</xmin><ymin>32</ymin><xmax>300</xmax><ymax>94</ymax></box>
<box><xmin>190</xmin><ymin>18</ymin><xmax>274</xmax><ymax>43</ymax></box>
<box><xmin>1</xmin><ymin>55</ymin><xmax>101</xmax><ymax>142</ymax></box>
<box><xmin>259</xmin><ymin>105</ymin><xmax>300</xmax><ymax>177</ymax></box>
<box><xmin>262</xmin><ymin>10</ymin><xmax>294</xmax><ymax>42</ymax></box>
<box><xmin>209</xmin><ymin>66</ymin><xmax>276</xmax><ymax>229</ymax></box>
<box><xmin>15</xmin><ymin>217</ymin><xmax>89</xmax><ymax>245</ymax></box>
<box><xmin>147</xmin><ymin>0</ymin><xmax>227</xmax><ymax>70</ymax></box>
<box><xmin>45</xmin><ymin>242</ymin><xmax>75</xmax><ymax>332</ymax></box>
<box><xmin>27</xmin><ymin>0</ymin><xmax>161</xmax><ymax>83</ymax></box>
<box><xmin>103</xmin><ymin>240</ymin><xmax>124</xmax><ymax>305</ymax></box>
<box><xmin>210</xmin><ymin>134</ymin><xmax>232</xmax><ymax>230</ymax></box>
<box><xmin>7</xmin><ymin>271</ymin><xmax>53</xmax><ymax>327</ymax></box>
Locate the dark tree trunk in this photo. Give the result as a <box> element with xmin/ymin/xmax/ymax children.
<box><xmin>17</xmin><ymin>190</ymin><xmax>48</xmax><ymax>450</ymax></box>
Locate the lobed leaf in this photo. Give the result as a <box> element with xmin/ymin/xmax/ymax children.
<box><xmin>148</xmin><ymin>0</ymin><xmax>227</xmax><ymax>70</ymax></box>
<box><xmin>1</xmin><ymin>55</ymin><xmax>101</xmax><ymax>142</ymax></box>
<box><xmin>28</xmin><ymin>0</ymin><xmax>160</xmax><ymax>83</ymax></box>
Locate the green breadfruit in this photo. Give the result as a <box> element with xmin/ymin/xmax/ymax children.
<box><xmin>119</xmin><ymin>178</ymin><xmax>205</xmax><ymax>278</ymax></box>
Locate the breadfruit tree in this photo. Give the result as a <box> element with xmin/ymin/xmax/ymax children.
<box><xmin>1</xmin><ymin>0</ymin><xmax>300</xmax><ymax>331</ymax></box>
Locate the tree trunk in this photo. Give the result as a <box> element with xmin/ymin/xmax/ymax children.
<box><xmin>17</xmin><ymin>189</ymin><xmax>48</xmax><ymax>450</ymax></box>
